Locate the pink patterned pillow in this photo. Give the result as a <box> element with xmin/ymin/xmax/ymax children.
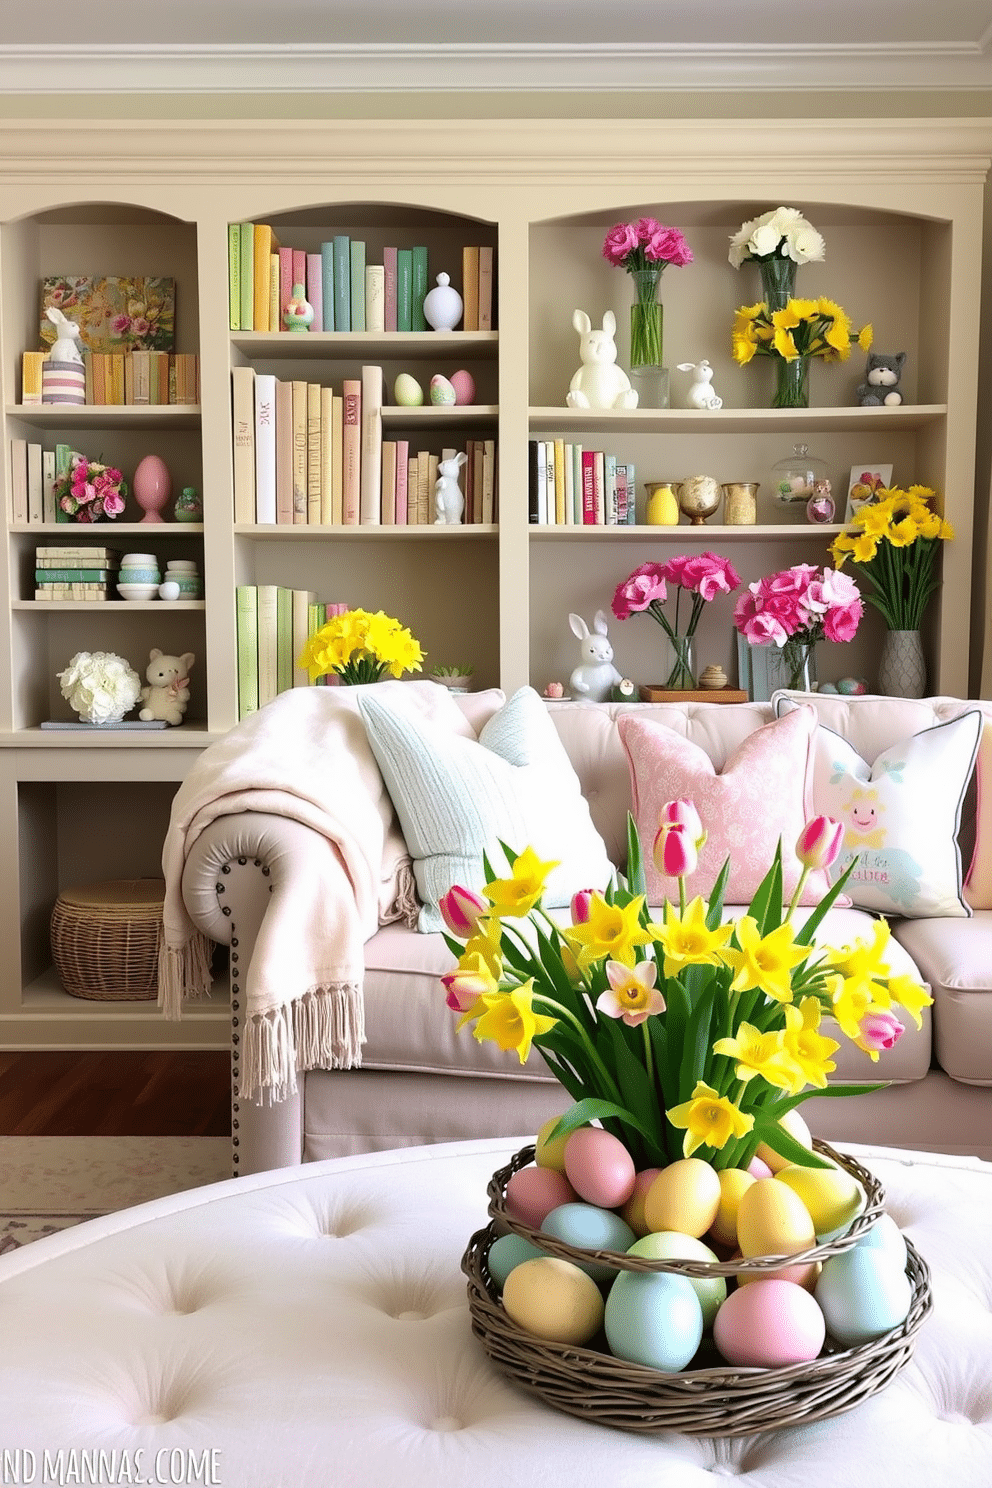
<box><xmin>618</xmin><ymin>705</ymin><xmax>835</xmax><ymax>907</ymax></box>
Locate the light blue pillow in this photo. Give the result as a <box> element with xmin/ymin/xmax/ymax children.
<box><xmin>358</xmin><ymin>685</ymin><xmax>615</xmax><ymax>931</ymax></box>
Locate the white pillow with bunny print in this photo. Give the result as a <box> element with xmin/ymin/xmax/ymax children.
<box><xmin>793</xmin><ymin>708</ymin><xmax>982</xmax><ymax>918</ymax></box>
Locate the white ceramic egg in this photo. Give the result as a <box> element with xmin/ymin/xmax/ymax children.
<box><xmin>393</xmin><ymin>372</ymin><xmax>424</xmax><ymax>407</ymax></box>
<box><xmin>158</xmin><ymin>580</ymin><xmax>181</xmax><ymax>601</ymax></box>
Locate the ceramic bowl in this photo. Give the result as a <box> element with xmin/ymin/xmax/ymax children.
<box><xmin>165</xmin><ymin>560</ymin><xmax>199</xmax><ymax>575</ymax></box>
<box><xmin>172</xmin><ymin>577</ymin><xmax>203</xmax><ymax>598</ymax></box>
<box><xmin>116</xmin><ymin>582</ymin><xmax>160</xmax><ymax>601</ymax></box>
<box><xmin>121</xmin><ymin>552</ymin><xmax>157</xmax><ymax>567</ymax></box>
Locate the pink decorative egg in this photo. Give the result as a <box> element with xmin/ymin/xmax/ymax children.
<box><xmin>564</xmin><ymin>1127</ymin><xmax>636</xmax><ymax>1210</ymax></box>
<box><xmin>713</xmin><ymin>1278</ymin><xmax>826</xmax><ymax>1367</ymax></box>
<box><xmin>505</xmin><ymin>1166</ymin><xmax>577</xmax><ymax>1228</ymax></box>
<box><xmin>449</xmin><ymin>368</ymin><xmax>476</xmax><ymax>405</ymax></box>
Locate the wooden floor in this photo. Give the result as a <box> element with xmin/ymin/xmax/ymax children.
<box><xmin>0</xmin><ymin>1051</ymin><xmax>231</xmax><ymax>1136</ymax></box>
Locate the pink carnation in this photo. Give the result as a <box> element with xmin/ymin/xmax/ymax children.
<box><xmin>602</xmin><ymin>222</ymin><xmax>639</xmax><ymax>267</ymax></box>
<box><xmin>644</xmin><ymin>225</ymin><xmax>694</xmax><ymax>267</ymax></box>
<box><xmin>678</xmin><ymin>551</ymin><xmax>741</xmax><ymax>601</ymax></box>
<box><xmin>823</xmin><ymin>600</ymin><xmax>863</xmax><ymax>643</ymax></box>
<box><xmin>612</xmin><ymin>562</ymin><xmax>667</xmax><ymax>619</ymax></box>
<box><xmin>101</xmin><ymin>489</ymin><xmax>126</xmax><ymax>518</ymax></box>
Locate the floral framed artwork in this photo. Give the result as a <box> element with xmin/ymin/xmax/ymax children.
<box><xmin>845</xmin><ymin>464</ymin><xmax>893</xmax><ymax>523</ymax></box>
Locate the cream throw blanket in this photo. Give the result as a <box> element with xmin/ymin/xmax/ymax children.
<box><xmin>159</xmin><ymin>680</ymin><xmax>475</xmax><ymax>1103</ymax></box>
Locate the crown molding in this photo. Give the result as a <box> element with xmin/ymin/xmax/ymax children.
<box><xmin>2</xmin><ymin>41</ymin><xmax>992</xmax><ymax>95</ymax></box>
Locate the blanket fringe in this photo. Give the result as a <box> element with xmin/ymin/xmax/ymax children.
<box><xmin>382</xmin><ymin>858</ymin><xmax>420</xmax><ymax>929</ymax></box>
<box><xmin>157</xmin><ymin>932</ymin><xmax>216</xmax><ymax>1020</ymax></box>
<box><xmin>242</xmin><ymin>982</ymin><xmax>366</xmax><ymax>1105</ymax></box>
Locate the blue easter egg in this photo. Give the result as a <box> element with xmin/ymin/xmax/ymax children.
<box><xmin>605</xmin><ymin>1270</ymin><xmax>703</xmax><ymax>1372</ymax></box>
<box><xmin>541</xmin><ymin>1203</ymin><xmax>636</xmax><ymax>1282</ymax></box>
<box><xmin>815</xmin><ymin>1247</ymin><xmax>912</xmax><ymax>1345</ymax></box>
<box><xmin>487</xmin><ymin>1232</ymin><xmax>547</xmax><ymax>1288</ymax></box>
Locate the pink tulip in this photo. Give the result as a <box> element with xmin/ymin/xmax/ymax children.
<box><xmin>441</xmin><ymin>958</ymin><xmax>494</xmax><ymax>1012</ymax></box>
<box><xmin>796</xmin><ymin>815</ymin><xmax>844</xmax><ymax>872</ymax></box>
<box><xmin>659</xmin><ymin>798</ymin><xmax>705</xmax><ymax>849</ymax></box>
<box><xmin>439</xmin><ymin>885</ymin><xmax>488</xmax><ymax>938</ymax></box>
<box><xmin>570</xmin><ymin>889</ymin><xmax>596</xmax><ymax>924</ymax></box>
<box><xmin>653</xmin><ymin>821</ymin><xmax>698</xmax><ymax>878</ymax></box>
<box><xmin>857</xmin><ymin>1010</ymin><xmax>905</xmax><ymax>1054</ymax></box>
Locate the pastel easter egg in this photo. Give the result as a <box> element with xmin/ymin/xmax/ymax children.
<box><xmin>535</xmin><ymin>1114</ymin><xmax>572</xmax><ymax>1174</ymax></box>
<box><xmin>713</xmin><ymin>1278</ymin><xmax>825</xmax><ymax>1368</ymax></box>
<box><xmin>643</xmin><ymin>1159</ymin><xmax>721</xmax><ymax>1240</ymax></box>
<box><xmin>854</xmin><ymin>1212</ymin><xmax>908</xmax><ymax>1272</ymax></box>
<box><xmin>449</xmin><ymin>368</ymin><xmax>476</xmax><ymax>405</ymax></box>
<box><xmin>618</xmin><ymin>1168</ymin><xmax>663</xmax><ymax>1238</ymax></box>
<box><xmin>815</xmin><ymin>1248</ymin><xmax>912</xmax><ymax>1345</ymax></box>
<box><xmin>628</xmin><ymin>1231</ymin><xmax>726</xmax><ymax>1328</ymax></box>
<box><xmin>430</xmin><ymin>374</ymin><xmax>457</xmax><ymax>405</ymax></box>
<box><xmin>563</xmin><ymin>1126</ymin><xmax>636</xmax><ymax>1210</ymax></box>
<box><xmin>605</xmin><ymin>1270</ymin><xmax>703</xmax><ymax>1372</ymax></box>
<box><xmin>393</xmin><ymin>372</ymin><xmax>424</xmax><ymax>407</ymax></box>
<box><xmin>541</xmin><ymin>1202</ymin><xmax>635</xmax><ymax>1282</ymax></box>
<box><xmin>775</xmin><ymin>1161</ymin><xmax>866</xmax><ymax>1241</ymax></box>
<box><xmin>503</xmin><ymin>1256</ymin><xmax>604</xmax><ymax>1345</ymax></box>
<box><xmin>754</xmin><ymin>1108</ymin><xmax>814</xmax><ymax>1173</ymax></box>
<box><xmin>708</xmin><ymin>1166</ymin><xmax>756</xmax><ymax>1250</ymax></box>
<box><xmin>736</xmin><ymin>1178</ymin><xmax>817</xmax><ymax>1259</ymax></box>
<box><xmin>487</xmin><ymin>1232</ymin><xmax>547</xmax><ymax>1289</ymax></box>
<box><xmin>504</xmin><ymin>1166</ymin><xmax>576</xmax><ymax>1228</ymax></box>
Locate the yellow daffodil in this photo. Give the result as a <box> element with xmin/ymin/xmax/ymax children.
<box><xmin>462</xmin><ymin>914</ymin><xmax>504</xmax><ymax>978</ymax></box>
<box><xmin>562</xmin><ymin>892</ymin><xmax>652</xmax><ymax>970</ymax></box>
<box><xmin>819</xmin><ymin>919</ymin><xmax>892</xmax><ymax>994</ymax></box>
<box><xmin>667</xmin><ymin>1081</ymin><xmax>754</xmax><ymax>1157</ymax></box>
<box><xmin>649</xmin><ymin>897</ymin><xmax>734</xmax><ymax>977</ymax></box>
<box><xmin>721</xmin><ymin>916</ymin><xmax>809</xmax><ymax>1002</ymax></box>
<box><xmin>297</xmin><ymin>607</ymin><xmax>423</xmax><ymax>683</ymax></box>
<box><xmin>886</xmin><ymin>973</ymin><xmax>933</xmax><ymax>1030</ymax></box>
<box><xmin>818</xmin><ymin>297</ymin><xmax>853</xmax><ymax>357</ymax></box>
<box><xmin>467</xmin><ymin>979</ymin><xmax>557</xmax><ymax>1064</ymax></box>
<box><xmin>712</xmin><ymin>1021</ymin><xmax>798</xmax><ymax>1092</ymax></box>
<box><xmin>484</xmin><ymin>846</ymin><xmax>559</xmax><ymax>918</ymax></box>
<box><xmin>781</xmin><ymin>997</ymin><xmax>840</xmax><ymax>1089</ymax></box>
<box><xmin>596</xmin><ymin>959</ymin><xmax>666</xmax><ymax>1027</ymax></box>
<box><xmin>858</xmin><ymin>323</ymin><xmax>874</xmax><ymax>352</ymax></box>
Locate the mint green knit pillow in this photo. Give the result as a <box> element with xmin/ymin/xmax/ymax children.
<box><xmin>358</xmin><ymin>685</ymin><xmax>615</xmax><ymax>932</ymax></box>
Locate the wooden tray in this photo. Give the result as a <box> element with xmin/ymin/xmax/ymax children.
<box><xmin>639</xmin><ymin>686</ymin><xmax>749</xmax><ymax>703</ymax></box>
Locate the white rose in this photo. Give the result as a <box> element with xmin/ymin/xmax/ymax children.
<box><xmin>784</xmin><ymin>223</ymin><xmax>826</xmax><ymax>264</ymax></box>
<box><xmin>748</xmin><ymin>223</ymin><xmax>783</xmax><ymax>259</ymax></box>
<box><xmin>58</xmin><ymin>651</ymin><xmax>142</xmax><ymax>725</ymax></box>
<box><xmin>728</xmin><ymin>215</ymin><xmax>762</xmax><ymax>267</ymax></box>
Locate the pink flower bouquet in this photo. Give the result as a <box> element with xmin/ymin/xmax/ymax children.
<box><xmin>612</xmin><ymin>553</ymin><xmax>741</xmax><ymax>689</ymax></box>
<box><xmin>733</xmin><ymin>563</ymin><xmax>863</xmax><ymax>690</ymax></box>
<box><xmin>602</xmin><ymin>218</ymin><xmax>694</xmax><ymax>275</ymax></box>
<box><xmin>55</xmin><ymin>455</ymin><xmax>128</xmax><ymax>523</ymax></box>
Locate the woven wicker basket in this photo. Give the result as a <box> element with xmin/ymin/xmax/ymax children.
<box><xmin>461</xmin><ymin>1141</ymin><xmax>933</xmax><ymax>1436</ymax></box>
<box><xmin>50</xmin><ymin>878</ymin><xmax>165</xmax><ymax>1001</ymax></box>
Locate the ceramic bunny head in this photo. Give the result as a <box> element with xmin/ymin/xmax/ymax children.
<box><xmin>45</xmin><ymin>307</ymin><xmax>83</xmax><ymax>365</ymax></box>
<box><xmin>568</xmin><ymin>610</ymin><xmax>623</xmax><ymax>701</ymax></box>
<box><xmin>566</xmin><ymin>309</ymin><xmax>639</xmax><ymax>411</ymax></box>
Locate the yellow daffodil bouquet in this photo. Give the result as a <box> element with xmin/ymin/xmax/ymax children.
<box><xmin>829</xmin><ymin>485</ymin><xmax>954</xmax><ymax>632</ymax></box>
<box><xmin>732</xmin><ymin>296</ymin><xmax>872</xmax><ymax>408</ymax></box>
<box><xmin>440</xmin><ymin>807</ymin><xmax>931</xmax><ymax>1173</ymax></box>
<box><xmin>297</xmin><ymin>607</ymin><xmax>423</xmax><ymax>685</ymax></box>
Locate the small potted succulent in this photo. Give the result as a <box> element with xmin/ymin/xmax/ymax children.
<box><xmin>430</xmin><ymin>664</ymin><xmax>474</xmax><ymax>693</ymax></box>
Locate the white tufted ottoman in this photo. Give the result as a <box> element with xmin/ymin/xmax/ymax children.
<box><xmin>0</xmin><ymin>1139</ymin><xmax>989</xmax><ymax>1487</ymax></box>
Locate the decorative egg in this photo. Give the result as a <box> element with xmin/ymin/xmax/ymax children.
<box><xmin>487</xmin><ymin>1232</ymin><xmax>547</xmax><ymax>1288</ymax></box>
<box><xmin>503</xmin><ymin>1256</ymin><xmax>604</xmax><ymax>1345</ymax></box>
<box><xmin>158</xmin><ymin>580</ymin><xmax>181</xmax><ymax>601</ymax></box>
<box><xmin>423</xmin><ymin>271</ymin><xmax>463</xmax><ymax>332</ymax></box>
<box><xmin>393</xmin><ymin>372</ymin><xmax>424</xmax><ymax>407</ymax></box>
<box><xmin>775</xmin><ymin>1161</ymin><xmax>866</xmax><ymax>1241</ymax></box>
<box><xmin>736</xmin><ymin>1178</ymin><xmax>817</xmax><ymax>1259</ymax></box>
<box><xmin>535</xmin><ymin>1114</ymin><xmax>572</xmax><ymax>1173</ymax></box>
<box><xmin>643</xmin><ymin>1159</ymin><xmax>721</xmax><ymax>1240</ymax></box>
<box><xmin>628</xmin><ymin>1231</ymin><xmax>727</xmax><ymax>1328</ymax></box>
<box><xmin>837</xmin><ymin>676</ymin><xmax>869</xmax><ymax>696</ymax></box>
<box><xmin>563</xmin><ymin>1126</ymin><xmax>636</xmax><ymax>1209</ymax></box>
<box><xmin>604</xmin><ymin>1269</ymin><xmax>703</xmax><ymax>1372</ymax></box>
<box><xmin>430</xmin><ymin>374</ymin><xmax>457</xmax><ymax>406</ymax></box>
<box><xmin>854</xmin><ymin>1212</ymin><xmax>908</xmax><ymax>1272</ymax></box>
<box><xmin>618</xmin><ymin>1168</ymin><xmax>662</xmax><ymax>1237</ymax></box>
<box><xmin>709</xmin><ymin>1166</ymin><xmax>756</xmax><ymax>1250</ymax></box>
<box><xmin>504</xmin><ymin>1165</ymin><xmax>576</xmax><ymax>1228</ymax></box>
<box><xmin>815</xmin><ymin>1248</ymin><xmax>912</xmax><ymax>1345</ymax></box>
<box><xmin>748</xmin><ymin>1155</ymin><xmax>774</xmax><ymax>1180</ymax></box>
<box><xmin>449</xmin><ymin>368</ymin><xmax>476</xmax><ymax>405</ymax></box>
<box><xmin>713</xmin><ymin>1278</ymin><xmax>826</xmax><ymax>1368</ymax></box>
<box><xmin>541</xmin><ymin>1203</ymin><xmax>636</xmax><ymax>1282</ymax></box>
<box><xmin>754</xmin><ymin>1108</ymin><xmax>813</xmax><ymax>1172</ymax></box>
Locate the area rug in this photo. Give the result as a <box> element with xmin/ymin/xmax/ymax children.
<box><xmin>0</xmin><ymin>1135</ymin><xmax>232</xmax><ymax>1253</ymax></box>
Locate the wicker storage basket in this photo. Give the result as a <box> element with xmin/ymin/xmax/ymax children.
<box><xmin>50</xmin><ymin>878</ymin><xmax>165</xmax><ymax>1001</ymax></box>
<box><xmin>462</xmin><ymin>1141</ymin><xmax>933</xmax><ymax>1437</ymax></box>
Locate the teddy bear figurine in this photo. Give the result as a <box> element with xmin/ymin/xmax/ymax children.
<box><xmin>138</xmin><ymin>648</ymin><xmax>195</xmax><ymax>726</ymax></box>
<box><xmin>856</xmin><ymin>351</ymin><xmax>905</xmax><ymax>407</ymax></box>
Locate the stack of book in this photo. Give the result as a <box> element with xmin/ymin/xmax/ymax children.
<box><xmin>34</xmin><ymin>544</ymin><xmax>119</xmax><ymax>601</ymax></box>
<box><xmin>235</xmin><ymin>586</ymin><xmax>351</xmax><ymax>719</ymax></box>
<box><xmin>10</xmin><ymin>441</ymin><xmax>81</xmax><ymax>525</ymax></box>
<box><xmin>228</xmin><ymin>224</ymin><xmax>494</xmax><ymax>334</ymax></box>
<box><xmin>232</xmin><ymin>365</ymin><xmax>497</xmax><ymax>527</ymax></box>
<box><xmin>529</xmin><ymin>440</ymin><xmax>638</xmax><ymax>526</ymax></box>
<box><xmin>21</xmin><ymin>350</ymin><xmax>200</xmax><ymax>407</ymax></box>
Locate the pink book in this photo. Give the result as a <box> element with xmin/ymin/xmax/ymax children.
<box><xmin>292</xmin><ymin>249</ymin><xmax>306</xmax><ymax>296</ymax></box>
<box><xmin>581</xmin><ymin>451</ymin><xmax>597</xmax><ymax>524</ymax></box>
<box><xmin>383</xmin><ymin>247</ymin><xmax>398</xmax><ymax>333</ymax></box>
<box><xmin>278</xmin><ymin>248</ymin><xmax>294</xmax><ymax>329</ymax></box>
<box><xmin>394</xmin><ymin>439</ymin><xmax>409</xmax><ymax>523</ymax></box>
<box><xmin>306</xmin><ymin>253</ymin><xmax>324</xmax><ymax>332</ymax></box>
<box><xmin>342</xmin><ymin>378</ymin><xmax>362</xmax><ymax>525</ymax></box>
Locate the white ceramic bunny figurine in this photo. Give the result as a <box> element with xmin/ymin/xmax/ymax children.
<box><xmin>434</xmin><ymin>450</ymin><xmax>467</xmax><ymax>525</ymax></box>
<box><xmin>676</xmin><ymin>359</ymin><xmax>723</xmax><ymax>410</ymax></box>
<box><xmin>568</xmin><ymin>610</ymin><xmax>623</xmax><ymax>701</ymax></box>
<box><xmin>566</xmin><ymin>309</ymin><xmax>639</xmax><ymax>411</ymax></box>
<box><xmin>45</xmin><ymin>307</ymin><xmax>83</xmax><ymax>365</ymax></box>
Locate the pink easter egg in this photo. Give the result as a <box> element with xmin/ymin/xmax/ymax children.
<box><xmin>564</xmin><ymin>1127</ymin><xmax>637</xmax><ymax>1210</ymax></box>
<box><xmin>748</xmin><ymin>1156</ymin><xmax>774</xmax><ymax>1180</ymax></box>
<box><xmin>713</xmin><ymin>1278</ymin><xmax>826</xmax><ymax>1368</ymax></box>
<box><xmin>505</xmin><ymin>1166</ymin><xmax>577</xmax><ymax>1228</ymax></box>
<box><xmin>449</xmin><ymin>368</ymin><xmax>476</xmax><ymax>405</ymax></box>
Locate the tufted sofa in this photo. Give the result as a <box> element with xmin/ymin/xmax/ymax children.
<box><xmin>180</xmin><ymin>690</ymin><xmax>992</xmax><ymax>1176</ymax></box>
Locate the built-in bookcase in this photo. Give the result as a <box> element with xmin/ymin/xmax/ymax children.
<box><xmin>0</xmin><ymin>117</ymin><xmax>986</xmax><ymax>1047</ymax></box>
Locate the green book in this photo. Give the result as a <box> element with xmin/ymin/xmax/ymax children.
<box><xmin>349</xmin><ymin>241</ymin><xmax>366</xmax><ymax>333</ymax></box>
<box><xmin>276</xmin><ymin>585</ymin><xmax>293</xmax><ymax>695</ymax></box>
<box><xmin>228</xmin><ymin>223</ymin><xmax>241</xmax><ymax>331</ymax></box>
<box><xmin>35</xmin><ymin>568</ymin><xmax>113</xmax><ymax>583</ymax></box>
<box><xmin>239</xmin><ymin>223</ymin><xmax>254</xmax><ymax>335</ymax></box>
<box><xmin>396</xmin><ymin>249</ymin><xmax>413</xmax><ymax>333</ymax></box>
<box><xmin>411</xmin><ymin>245</ymin><xmax>429</xmax><ymax>331</ymax></box>
<box><xmin>235</xmin><ymin>585</ymin><xmax>259</xmax><ymax>719</ymax></box>
<box><xmin>333</xmin><ymin>235</ymin><xmax>351</xmax><ymax>332</ymax></box>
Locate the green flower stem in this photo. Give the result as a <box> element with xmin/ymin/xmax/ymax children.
<box><xmin>641</xmin><ymin>1020</ymin><xmax>656</xmax><ymax>1086</ymax></box>
<box><xmin>786</xmin><ymin>865</ymin><xmax>810</xmax><ymax>919</ymax></box>
<box><xmin>533</xmin><ymin>992</ymin><xmax>624</xmax><ymax>1103</ymax></box>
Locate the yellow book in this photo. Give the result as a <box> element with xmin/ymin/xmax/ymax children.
<box><xmin>462</xmin><ymin>245</ymin><xmax>480</xmax><ymax>332</ymax></box>
<box><xmin>253</xmin><ymin>223</ymin><xmax>280</xmax><ymax>331</ymax></box>
<box><xmin>21</xmin><ymin>351</ymin><xmax>46</xmax><ymax>405</ymax></box>
<box><xmin>107</xmin><ymin>354</ymin><xmax>125</xmax><ymax>406</ymax></box>
<box><xmin>554</xmin><ymin>438</ymin><xmax>566</xmax><ymax>525</ymax></box>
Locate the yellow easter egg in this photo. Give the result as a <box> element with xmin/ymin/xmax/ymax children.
<box><xmin>708</xmin><ymin>1166</ymin><xmax>756</xmax><ymax>1250</ymax></box>
<box><xmin>643</xmin><ymin>1159</ymin><xmax>721</xmax><ymax>1240</ymax></box>
<box><xmin>534</xmin><ymin>1115</ymin><xmax>572</xmax><ymax>1173</ymax></box>
<box><xmin>754</xmin><ymin>1108</ymin><xmax>813</xmax><ymax>1173</ymax></box>
<box><xmin>502</xmin><ymin>1256</ymin><xmax>605</xmax><ymax>1345</ymax></box>
<box><xmin>393</xmin><ymin>372</ymin><xmax>424</xmax><ymax>407</ymax></box>
<box><xmin>775</xmin><ymin>1162</ymin><xmax>866</xmax><ymax>1240</ymax></box>
<box><xmin>736</xmin><ymin>1177</ymin><xmax>817</xmax><ymax>1259</ymax></box>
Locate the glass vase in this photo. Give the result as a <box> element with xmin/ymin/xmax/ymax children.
<box><xmin>780</xmin><ymin>636</ymin><xmax>817</xmax><ymax>691</ymax></box>
<box><xmin>773</xmin><ymin>355</ymin><xmax>811</xmax><ymax>409</ymax></box>
<box><xmin>664</xmin><ymin>633</ymin><xmax>696</xmax><ymax>690</ymax></box>
<box><xmin>629</xmin><ymin>267</ymin><xmax>664</xmax><ymax>370</ymax></box>
<box><xmin>758</xmin><ymin>255</ymin><xmax>798</xmax><ymax>312</ymax></box>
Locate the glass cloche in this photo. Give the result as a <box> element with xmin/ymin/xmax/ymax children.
<box><xmin>772</xmin><ymin>443</ymin><xmax>829</xmax><ymax>505</ymax></box>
